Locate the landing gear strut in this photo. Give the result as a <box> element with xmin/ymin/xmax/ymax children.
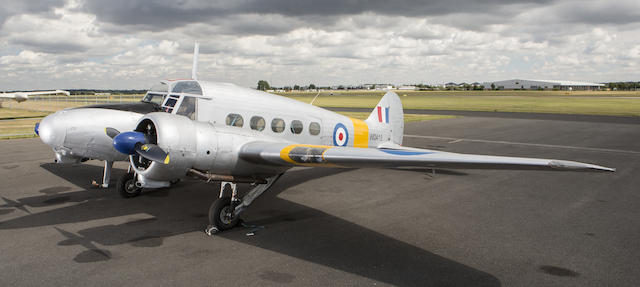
<box><xmin>91</xmin><ymin>160</ymin><xmax>114</xmax><ymax>188</ymax></box>
<box><xmin>205</xmin><ymin>174</ymin><xmax>282</xmax><ymax>235</ymax></box>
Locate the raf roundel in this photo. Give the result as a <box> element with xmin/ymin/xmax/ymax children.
<box><xmin>333</xmin><ymin>123</ymin><xmax>349</xmax><ymax>147</ymax></box>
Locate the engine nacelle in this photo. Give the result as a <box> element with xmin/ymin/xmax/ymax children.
<box><xmin>131</xmin><ymin>112</ymin><xmax>219</xmax><ymax>183</ymax></box>
<box><xmin>131</xmin><ymin>112</ymin><xmax>292</xmax><ymax>187</ymax></box>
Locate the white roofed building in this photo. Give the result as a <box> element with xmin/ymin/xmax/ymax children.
<box><xmin>483</xmin><ymin>79</ymin><xmax>604</xmax><ymax>91</ymax></box>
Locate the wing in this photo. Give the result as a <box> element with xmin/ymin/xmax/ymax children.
<box><xmin>0</xmin><ymin>90</ymin><xmax>69</xmax><ymax>102</ymax></box>
<box><xmin>239</xmin><ymin>142</ymin><xmax>614</xmax><ymax>172</ymax></box>
<box><xmin>19</xmin><ymin>90</ymin><xmax>70</xmax><ymax>96</ymax></box>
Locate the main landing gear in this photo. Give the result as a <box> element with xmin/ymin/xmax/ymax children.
<box><xmin>205</xmin><ymin>174</ymin><xmax>282</xmax><ymax>235</ymax></box>
<box><xmin>117</xmin><ymin>172</ymin><xmax>142</xmax><ymax>198</ymax></box>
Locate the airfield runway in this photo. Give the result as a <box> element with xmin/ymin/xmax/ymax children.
<box><xmin>0</xmin><ymin>115</ymin><xmax>638</xmax><ymax>286</ymax></box>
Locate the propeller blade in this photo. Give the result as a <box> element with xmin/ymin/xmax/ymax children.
<box><xmin>105</xmin><ymin>127</ymin><xmax>120</xmax><ymax>139</ymax></box>
<box><xmin>134</xmin><ymin>143</ymin><xmax>170</xmax><ymax>164</ymax></box>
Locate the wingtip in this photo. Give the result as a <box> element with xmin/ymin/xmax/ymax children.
<box><xmin>586</xmin><ymin>163</ymin><xmax>616</xmax><ymax>172</ymax></box>
<box><xmin>548</xmin><ymin>160</ymin><xmax>615</xmax><ymax>172</ymax></box>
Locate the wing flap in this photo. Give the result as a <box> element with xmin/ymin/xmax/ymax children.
<box><xmin>239</xmin><ymin>142</ymin><xmax>614</xmax><ymax>172</ymax></box>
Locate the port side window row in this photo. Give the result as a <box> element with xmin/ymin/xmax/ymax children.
<box><xmin>225</xmin><ymin>114</ymin><xmax>321</xmax><ymax>135</ymax></box>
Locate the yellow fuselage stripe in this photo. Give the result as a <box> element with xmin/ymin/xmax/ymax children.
<box><xmin>349</xmin><ymin>118</ymin><xmax>369</xmax><ymax>148</ymax></box>
<box><xmin>279</xmin><ymin>144</ymin><xmax>338</xmax><ymax>167</ymax></box>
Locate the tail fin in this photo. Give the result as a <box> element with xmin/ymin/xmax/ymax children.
<box><xmin>365</xmin><ymin>91</ymin><xmax>404</xmax><ymax>145</ymax></box>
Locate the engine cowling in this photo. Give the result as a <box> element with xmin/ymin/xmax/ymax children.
<box><xmin>130</xmin><ymin>112</ymin><xmax>218</xmax><ymax>184</ymax></box>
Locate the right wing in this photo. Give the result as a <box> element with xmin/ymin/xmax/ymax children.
<box><xmin>239</xmin><ymin>142</ymin><xmax>614</xmax><ymax>172</ymax></box>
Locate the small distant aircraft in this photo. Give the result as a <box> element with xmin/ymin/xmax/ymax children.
<box><xmin>1</xmin><ymin>90</ymin><xmax>70</xmax><ymax>103</ymax></box>
<box><xmin>37</xmin><ymin>43</ymin><xmax>614</xmax><ymax>234</ymax></box>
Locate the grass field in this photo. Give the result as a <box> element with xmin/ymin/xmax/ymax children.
<box><xmin>0</xmin><ymin>118</ymin><xmax>40</xmax><ymax>139</ymax></box>
<box><xmin>337</xmin><ymin>111</ymin><xmax>456</xmax><ymax>122</ymax></box>
<box><xmin>0</xmin><ymin>108</ymin><xmax>51</xmax><ymax>119</ymax></box>
<box><xmin>1</xmin><ymin>94</ymin><xmax>144</xmax><ymax>112</ymax></box>
<box><xmin>279</xmin><ymin>90</ymin><xmax>640</xmax><ymax>97</ymax></box>
<box><xmin>283</xmin><ymin>91</ymin><xmax>640</xmax><ymax>117</ymax></box>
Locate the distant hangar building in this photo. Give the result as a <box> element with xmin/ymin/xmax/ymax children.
<box><xmin>483</xmin><ymin>79</ymin><xmax>604</xmax><ymax>91</ymax></box>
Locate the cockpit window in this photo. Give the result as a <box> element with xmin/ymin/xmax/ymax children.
<box><xmin>162</xmin><ymin>95</ymin><xmax>179</xmax><ymax>113</ymax></box>
<box><xmin>142</xmin><ymin>93</ymin><xmax>165</xmax><ymax>105</ymax></box>
<box><xmin>172</xmin><ymin>81</ymin><xmax>203</xmax><ymax>95</ymax></box>
<box><xmin>176</xmin><ymin>96</ymin><xmax>196</xmax><ymax>120</ymax></box>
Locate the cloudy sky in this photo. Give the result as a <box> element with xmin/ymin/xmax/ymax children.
<box><xmin>1</xmin><ymin>0</ymin><xmax>639</xmax><ymax>90</ymax></box>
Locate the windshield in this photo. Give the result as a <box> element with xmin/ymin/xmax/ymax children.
<box><xmin>141</xmin><ymin>93</ymin><xmax>165</xmax><ymax>105</ymax></box>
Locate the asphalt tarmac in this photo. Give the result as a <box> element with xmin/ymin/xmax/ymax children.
<box><xmin>0</xmin><ymin>115</ymin><xmax>638</xmax><ymax>286</ymax></box>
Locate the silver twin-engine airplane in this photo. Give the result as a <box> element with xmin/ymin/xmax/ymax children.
<box><xmin>1</xmin><ymin>90</ymin><xmax>70</xmax><ymax>103</ymax></box>
<box><xmin>36</xmin><ymin>44</ymin><xmax>614</xmax><ymax>234</ymax></box>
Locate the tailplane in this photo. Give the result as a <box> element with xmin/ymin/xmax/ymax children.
<box><xmin>365</xmin><ymin>91</ymin><xmax>404</xmax><ymax>145</ymax></box>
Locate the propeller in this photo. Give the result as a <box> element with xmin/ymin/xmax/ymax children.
<box><xmin>135</xmin><ymin>142</ymin><xmax>170</xmax><ymax>164</ymax></box>
<box><xmin>106</xmin><ymin>127</ymin><xmax>169</xmax><ymax>164</ymax></box>
<box><xmin>105</xmin><ymin>127</ymin><xmax>120</xmax><ymax>139</ymax></box>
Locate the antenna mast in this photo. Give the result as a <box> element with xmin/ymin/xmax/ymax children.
<box><xmin>192</xmin><ymin>41</ymin><xmax>200</xmax><ymax>80</ymax></box>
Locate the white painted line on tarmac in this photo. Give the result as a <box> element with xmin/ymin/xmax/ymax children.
<box><xmin>405</xmin><ymin>134</ymin><xmax>640</xmax><ymax>155</ymax></box>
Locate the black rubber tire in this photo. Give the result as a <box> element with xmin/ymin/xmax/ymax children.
<box><xmin>117</xmin><ymin>173</ymin><xmax>142</xmax><ymax>198</ymax></box>
<box><xmin>208</xmin><ymin>197</ymin><xmax>240</xmax><ymax>231</ymax></box>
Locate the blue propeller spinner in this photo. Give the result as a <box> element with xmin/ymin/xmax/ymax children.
<box><xmin>112</xmin><ymin>131</ymin><xmax>147</xmax><ymax>155</ymax></box>
<box><xmin>106</xmin><ymin>127</ymin><xmax>169</xmax><ymax>164</ymax></box>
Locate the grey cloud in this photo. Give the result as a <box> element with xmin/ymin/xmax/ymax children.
<box><xmin>82</xmin><ymin>0</ymin><xmax>224</xmax><ymax>31</ymax></box>
<box><xmin>0</xmin><ymin>0</ymin><xmax>65</xmax><ymax>27</ymax></box>
<box><xmin>563</xmin><ymin>6</ymin><xmax>640</xmax><ymax>25</ymax></box>
<box><xmin>10</xmin><ymin>38</ymin><xmax>89</xmax><ymax>54</ymax></box>
<box><xmin>83</xmin><ymin>0</ymin><xmax>552</xmax><ymax>33</ymax></box>
<box><xmin>241</xmin><ymin>0</ymin><xmax>551</xmax><ymax>17</ymax></box>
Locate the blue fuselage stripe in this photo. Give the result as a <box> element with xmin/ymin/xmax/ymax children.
<box><xmin>380</xmin><ymin>149</ymin><xmax>433</xmax><ymax>156</ymax></box>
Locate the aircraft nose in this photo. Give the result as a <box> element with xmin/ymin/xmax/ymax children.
<box><xmin>37</xmin><ymin>112</ymin><xmax>64</xmax><ymax>147</ymax></box>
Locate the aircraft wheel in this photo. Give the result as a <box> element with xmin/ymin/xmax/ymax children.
<box><xmin>209</xmin><ymin>197</ymin><xmax>240</xmax><ymax>231</ymax></box>
<box><xmin>118</xmin><ymin>173</ymin><xmax>142</xmax><ymax>198</ymax></box>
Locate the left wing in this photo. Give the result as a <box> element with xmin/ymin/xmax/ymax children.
<box><xmin>239</xmin><ymin>142</ymin><xmax>614</xmax><ymax>172</ymax></box>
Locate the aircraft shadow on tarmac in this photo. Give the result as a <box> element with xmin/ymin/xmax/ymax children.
<box><xmin>0</xmin><ymin>163</ymin><xmax>499</xmax><ymax>287</ymax></box>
